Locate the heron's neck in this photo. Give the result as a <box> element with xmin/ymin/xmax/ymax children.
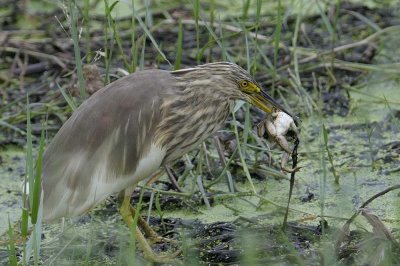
<box><xmin>154</xmin><ymin>76</ymin><xmax>233</xmax><ymax>162</ymax></box>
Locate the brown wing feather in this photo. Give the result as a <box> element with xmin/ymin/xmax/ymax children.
<box><xmin>42</xmin><ymin>70</ymin><xmax>174</xmax><ymax>221</ymax></box>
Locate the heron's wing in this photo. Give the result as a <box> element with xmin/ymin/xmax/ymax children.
<box><xmin>42</xmin><ymin>70</ymin><xmax>174</xmax><ymax>221</ymax></box>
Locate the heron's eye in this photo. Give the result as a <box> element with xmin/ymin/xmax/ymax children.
<box><xmin>239</xmin><ymin>80</ymin><xmax>248</xmax><ymax>88</ymax></box>
<box><xmin>239</xmin><ymin>80</ymin><xmax>260</xmax><ymax>94</ymax></box>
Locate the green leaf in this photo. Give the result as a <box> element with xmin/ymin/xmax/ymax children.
<box><xmin>31</xmin><ymin>122</ymin><xmax>45</xmax><ymax>224</ymax></box>
<box><xmin>21</xmin><ymin>208</ymin><xmax>29</xmax><ymax>237</ymax></box>
<box><xmin>174</xmin><ymin>19</ymin><xmax>183</xmax><ymax>70</ymax></box>
<box><xmin>26</xmin><ymin>96</ymin><xmax>34</xmax><ymax>208</ymax></box>
<box><xmin>133</xmin><ymin>13</ymin><xmax>171</xmax><ymax>66</ymax></box>
<box><xmin>322</xmin><ymin>124</ymin><xmax>328</xmax><ymax>144</ymax></box>
<box><xmin>273</xmin><ymin>0</ymin><xmax>283</xmax><ymax>70</ymax></box>
<box><xmin>109</xmin><ymin>0</ymin><xmax>119</xmax><ymax>12</ymax></box>
<box><xmin>57</xmin><ymin>82</ymin><xmax>77</xmax><ymax>111</ymax></box>
<box><xmin>7</xmin><ymin>216</ymin><xmax>17</xmax><ymax>266</ymax></box>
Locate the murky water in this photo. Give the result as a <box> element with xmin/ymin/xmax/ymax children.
<box><xmin>0</xmin><ymin>147</ymin><xmax>25</xmax><ymax>235</ymax></box>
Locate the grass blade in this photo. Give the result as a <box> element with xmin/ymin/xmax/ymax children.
<box><xmin>21</xmin><ymin>208</ymin><xmax>29</xmax><ymax>237</ymax></box>
<box><xmin>56</xmin><ymin>82</ymin><xmax>77</xmax><ymax>111</ymax></box>
<box><xmin>83</xmin><ymin>0</ymin><xmax>91</xmax><ymax>63</ymax></box>
<box><xmin>31</xmin><ymin>122</ymin><xmax>45</xmax><ymax>224</ymax></box>
<box><xmin>7</xmin><ymin>216</ymin><xmax>17</xmax><ymax>266</ymax></box>
<box><xmin>232</xmin><ymin>110</ymin><xmax>256</xmax><ymax>194</ymax></box>
<box><xmin>273</xmin><ymin>0</ymin><xmax>283</xmax><ymax>71</ymax></box>
<box><xmin>345</xmin><ymin>9</ymin><xmax>381</xmax><ymax>31</ymax></box>
<box><xmin>322</xmin><ymin>124</ymin><xmax>339</xmax><ymax>184</ymax></box>
<box><xmin>133</xmin><ymin>12</ymin><xmax>171</xmax><ymax>67</ymax></box>
<box><xmin>193</xmin><ymin>0</ymin><xmax>200</xmax><ymax>63</ymax></box>
<box><xmin>315</xmin><ymin>0</ymin><xmax>335</xmax><ymax>42</ymax></box>
<box><xmin>242</xmin><ymin>0</ymin><xmax>250</xmax><ymax>20</ymax></box>
<box><xmin>106</xmin><ymin>1</ymin><xmax>131</xmax><ymax>70</ymax></box>
<box><xmin>26</xmin><ymin>96</ymin><xmax>34</xmax><ymax>209</ymax></box>
<box><xmin>174</xmin><ymin>18</ymin><xmax>183</xmax><ymax>70</ymax></box>
<box><xmin>130</xmin><ymin>0</ymin><xmax>137</xmax><ymax>72</ymax></box>
<box><xmin>68</xmin><ymin>0</ymin><xmax>87</xmax><ymax>98</ymax></box>
<box><xmin>0</xmin><ymin>119</ymin><xmax>26</xmax><ymax>135</ymax></box>
<box><xmin>256</xmin><ymin>0</ymin><xmax>262</xmax><ymax>28</ymax></box>
<box><xmin>197</xmin><ymin>175</ymin><xmax>211</xmax><ymax>209</ymax></box>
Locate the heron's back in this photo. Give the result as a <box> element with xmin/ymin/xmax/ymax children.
<box><xmin>42</xmin><ymin>70</ymin><xmax>173</xmax><ymax>221</ymax></box>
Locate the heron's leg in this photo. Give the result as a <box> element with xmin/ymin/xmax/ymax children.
<box><xmin>119</xmin><ymin>196</ymin><xmax>181</xmax><ymax>264</ymax></box>
<box><xmin>145</xmin><ymin>169</ymin><xmax>163</xmax><ymax>186</ymax></box>
<box><xmin>123</xmin><ymin>182</ymin><xmax>177</xmax><ymax>243</ymax></box>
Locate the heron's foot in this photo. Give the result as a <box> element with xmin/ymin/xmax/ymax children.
<box><xmin>120</xmin><ymin>196</ymin><xmax>182</xmax><ymax>264</ymax></box>
<box><xmin>143</xmin><ymin>247</ymin><xmax>182</xmax><ymax>265</ymax></box>
<box><xmin>141</xmin><ymin>222</ymin><xmax>179</xmax><ymax>245</ymax></box>
<box><xmin>148</xmin><ymin>234</ymin><xmax>179</xmax><ymax>245</ymax></box>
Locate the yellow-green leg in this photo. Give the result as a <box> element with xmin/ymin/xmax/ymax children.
<box><xmin>119</xmin><ymin>196</ymin><xmax>181</xmax><ymax>264</ymax></box>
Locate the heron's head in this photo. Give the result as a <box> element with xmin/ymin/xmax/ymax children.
<box><xmin>171</xmin><ymin>62</ymin><xmax>293</xmax><ymax>117</ymax></box>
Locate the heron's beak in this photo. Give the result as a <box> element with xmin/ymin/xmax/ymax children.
<box><xmin>250</xmin><ymin>89</ymin><xmax>293</xmax><ymax>117</ymax></box>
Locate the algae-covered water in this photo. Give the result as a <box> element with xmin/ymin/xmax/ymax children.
<box><xmin>0</xmin><ymin>147</ymin><xmax>25</xmax><ymax>235</ymax></box>
<box><xmin>1</xmin><ymin>69</ymin><xmax>399</xmax><ymax>263</ymax></box>
<box><xmin>1</xmin><ymin>0</ymin><xmax>400</xmax><ymax>264</ymax></box>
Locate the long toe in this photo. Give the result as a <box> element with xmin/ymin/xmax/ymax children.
<box><xmin>143</xmin><ymin>249</ymin><xmax>182</xmax><ymax>265</ymax></box>
<box><xmin>149</xmin><ymin>235</ymin><xmax>179</xmax><ymax>245</ymax></box>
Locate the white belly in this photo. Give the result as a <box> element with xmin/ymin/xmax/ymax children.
<box><xmin>43</xmin><ymin>143</ymin><xmax>166</xmax><ymax>221</ymax></box>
